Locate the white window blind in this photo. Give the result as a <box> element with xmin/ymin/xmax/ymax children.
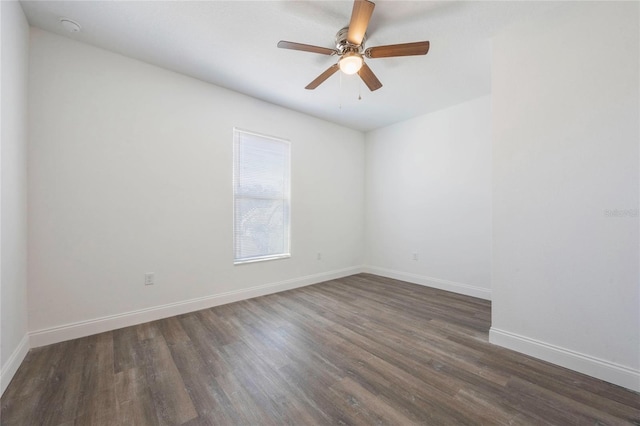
<box><xmin>233</xmin><ymin>129</ymin><xmax>291</xmax><ymax>264</ymax></box>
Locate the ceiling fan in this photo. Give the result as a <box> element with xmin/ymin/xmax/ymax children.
<box><xmin>277</xmin><ymin>0</ymin><xmax>430</xmax><ymax>92</ymax></box>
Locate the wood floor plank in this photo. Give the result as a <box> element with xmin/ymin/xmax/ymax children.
<box><xmin>136</xmin><ymin>321</ymin><xmax>161</xmax><ymax>341</ymax></box>
<box><xmin>139</xmin><ymin>335</ymin><xmax>198</xmax><ymax>425</ymax></box>
<box><xmin>20</xmin><ymin>339</ymin><xmax>85</xmax><ymax>426</ymax></box>
<box><xmin>114</xmin><ymin>366</ymin><xmax>161</xmax><ymax>426</ymax></box>
<box><xmin>328</xmin><ymin>376</ymin><xmax>417</xmax><ymax>425</ymax></box>
<box><xmin>220</xmin><ymin>340</ymin><xmax>309</xmax><ymax>424</ymax></box>
<box><xmin>506</xmin><ymin>376</ymin><xmax>634</xmax><ymax>425</ymax></box>
<box><xmin>214</xmin><ymin>370</ymin><xmax>280</xmax><ymax>426</ymax></box>
<box><xmin>454</xmin><ymin>387</ymin><xmax>526</xmax><ymax>425</ymax></box>
<box><xmin>168</xmin><ymin>341</ymin><xmax>240</xmax><ymax>425</ymax></box>
<box><xmin>224</xmin><ymin>340</ymin><xmax>323</xmax><ymax>426</ymax></box>
<box><xmin>113</xmin><ymin>326</ymin><xmax>146</xmax><ymax>374</ymax></box>
<box><xmin>157</xmin><ymin>317</ymin><xmax>191</xmax><ymax>346</ymax></box>
<box><xmin>117</xmin><ymin>399</ymin><xmax>158</xmax><ymax>426</ymax></box>
<box><xmin>178</xmin><ymin>314</ymin><xmax>232</xmax><ymax>378</ymax></box>
<box><xmin>73</xmin><ymin>333</ymin><xmax>118</xmax><ymax>423</ymax></box>
<box><xmin>2</xmin><ymin>273</ymin><xmax>639</xmax><ymax>425</ymax></box>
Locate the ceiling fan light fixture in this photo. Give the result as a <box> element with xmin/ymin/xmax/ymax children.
<box><xmin>339</xmin><ymin>52</ymin><xmax>363</xmax><ymax>75</ymax></box>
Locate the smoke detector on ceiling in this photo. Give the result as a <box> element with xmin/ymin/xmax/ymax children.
<box><xmin>59</xmin><ymin>18</ymin><xmax>81</xmax><ymax>33</ymax></box>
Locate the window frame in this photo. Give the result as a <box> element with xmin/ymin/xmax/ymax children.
<box><xmin>232</xmin><ymin>128</ymin><xmax>291</xmax><ymax>265</ymax></box>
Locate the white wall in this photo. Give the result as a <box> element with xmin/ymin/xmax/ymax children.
<box><xmin>364</xmin><ymin>96</ymin><xmax>492</xmax><ymax>300</ymax></box>
<box><xmin>491</xmin><ymin>2</ymin><xmax>639</xmax><ymax>391</ymax></box>
<box><xmin>1</xmin><ymin>1</ymin><xmax>30</xmax><ymax>395</ymax></box>
<box><xmin>27</xmin><ymin>29</ymin><xmax>364</xmax><ymax>345</ymax></box>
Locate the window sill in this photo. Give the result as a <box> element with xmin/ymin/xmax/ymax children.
<box><xmin>234</xmin><ymin>254</ymin><xmax>291</xmax><ymax>265</ymax></box>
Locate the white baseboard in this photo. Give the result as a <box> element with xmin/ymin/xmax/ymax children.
<box><xmin>1</xmin><ymin>334</ymin><xmax>30</xmax><ymax>397</ymax></box>
<box><xmin>363</xmin><ymin>266</ymin><xmax>491</xmax><ymax>300</ymax></box>
<box><xmin>490</xmin><ymin>327</ymin><xmax>640</xmax><ymax>392</ymax></box>
<box><xmin>30</xmin><ymin>266</ymin><xmax>364</xmax><ymax>348</ymax></box>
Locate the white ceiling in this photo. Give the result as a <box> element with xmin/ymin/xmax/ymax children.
<box><xmin>20</xmin><ymin>1</ymin><xmax>559</xmax><ymax>132</ymax></box>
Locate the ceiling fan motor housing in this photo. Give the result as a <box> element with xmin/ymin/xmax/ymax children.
<box><xmin>335</xmin><ymin>27</ymin><xmax>365</xmax><ymax>55</ymax></box>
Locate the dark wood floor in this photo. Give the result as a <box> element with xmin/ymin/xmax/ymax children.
<box><xmin>2</xmin><ymin>274</ymin><xmax>639</xmax><ymax>425</ymax></box>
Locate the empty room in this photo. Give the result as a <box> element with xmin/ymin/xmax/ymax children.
<box><xmin>1</xmin><ymin>0</ymin><xmax>639</xmax><ymax>424</ymax></box>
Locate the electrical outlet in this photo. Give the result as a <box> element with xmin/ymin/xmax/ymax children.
<box><xmin>412</xmin><ymin>252</ymin><xmax>419</xmax><ymax>261</ymax></box>
<box><xmin>144</xmin><ymin>273</ymin><xmax>155</xmax><ymax>286</ymax></box>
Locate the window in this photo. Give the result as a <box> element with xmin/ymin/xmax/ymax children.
<box><xmin>233</xmin><ymin>129</ymin><xmax>291</xmax><ymax>264</ymax></box>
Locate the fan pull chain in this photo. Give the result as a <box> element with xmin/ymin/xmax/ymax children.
<box><xmin>358</xmin><ymin>77</ymin><xmax>362</xmax><ymax>101</ymax></box>
<box><xmin>339</xmin><ymin>71</ymin><xmax>343</xmax><ymax>109</ymax></box>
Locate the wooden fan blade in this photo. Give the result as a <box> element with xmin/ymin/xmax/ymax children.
<box><xmin>277</xmin><ymin>41</ymin><xmax>337</xmax><ymax>56</ymax></box>
<box><xmin>305</xmin><ymin>64</ymin><xmax>340</xmax><ymax>90</ymax></box>
<box><xmin>365</xmin><ymin>41</ymin><xmax>430</xmax><ymax>58</ymax></box>
<box><xmin>358</xmin><ymin>63</ymin><xmax>382</xmax><ymax>91</ymax></box>
<box><xmin>347</xmin><ymin>0</ymin><xmax>375</xmax><ymax>46</ymax></box>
